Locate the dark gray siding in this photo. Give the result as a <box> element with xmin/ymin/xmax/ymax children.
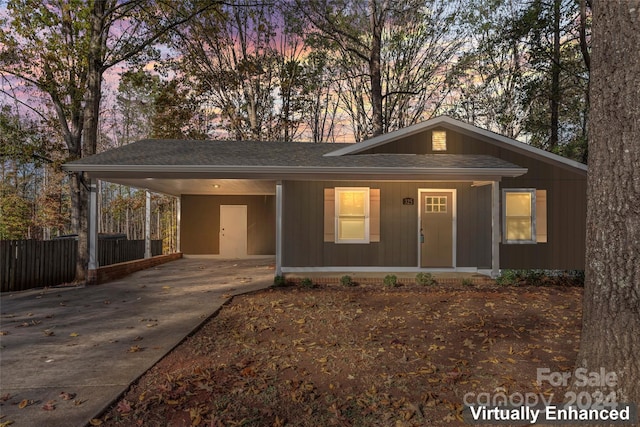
<box><xmin>282</xmin><ymin>181</ymin><xmax>492</xmax><ymax>268</ymax></box>
<box><xmin>181</xmin><ymin>195</ymin><xmax>275</xmax><ymax>255</ymax></box>
<box><xmin>358</xmin><ymin>127</ymin><xmax>587</xmax><ymax>270</ymax></box>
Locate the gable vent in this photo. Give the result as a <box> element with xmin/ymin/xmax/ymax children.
<box><xmin>432</xmin><ymin>130</ymin><xmax>447</xmax><ymax>151</ymax></box>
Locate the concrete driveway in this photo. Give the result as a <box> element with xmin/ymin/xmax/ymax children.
<box><xmin>0</xmin><ymin>257</ymin><xmax>275</xmax><ymax>427</ymax></box>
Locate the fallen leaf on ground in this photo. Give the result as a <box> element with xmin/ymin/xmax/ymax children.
<box><xmin>59</xmin><ymin>392</ymin><xmax>76</xmax><ymax>400</ymax></box>
<box><xmin>69</xmin><ymin>332</ymin><xmax>79</xmax><ymax>337</ymax></box>
<box><xmin>0</xmin><ymin>420</ymin><xmax>15</xmax><ymax>427</ymax></box>
<box><xmin>0</xmin><ymin>331</ymin><xmax>8</xmax><ymax>336</ymax></box>
<box><xmin>18</xmin><ymin>399</ymin><xmax>36</xmax><ymax>409</ymax></box>
<box><xmin>0</xmin><ymin>393</ymin><xmax>11</xmax><ymax>401</ymax></box>
<box><xmin>43</xmin><ymin>329</ymin><xmax>55</xmax><ymax>336</ymax></box>
<box><xmin>116</xmin><ymin>399</ymin><xmax>132</xmax><ymax>414</ymax></box>
<box><xmin>89</xmin><ymin>418</ymin><xmax>103</xmax><ymax>425</ymax></box>
<box><xmin>128</xmin><ymin>345</ymin><xmax>143</xmax><ymax>353</ymax></box>
<box><xmin>42</xmin><ymin>401</ymin><xmax>56</xmax><ymax>411</ymax></box>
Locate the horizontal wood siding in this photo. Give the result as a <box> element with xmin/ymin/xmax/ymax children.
<box><xmin>181</xmin><ymin>195</ymin><xmax>275</xmax><ymax>255</ymax></box>
<box><xmin>282</xmin><ymin>181</ymin><xmax>492</xmax><ymax>268</ymax></box>
<box><xmin>359</xmin><ymin>127</ymin><xmax>586</xmax><ymax>270</ymax></box>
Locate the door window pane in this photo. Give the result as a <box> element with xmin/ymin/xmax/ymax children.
<box><xmin>425</xmin><ymin>195</ymin><xmax>447</xmax><ymax>213</ymax></box>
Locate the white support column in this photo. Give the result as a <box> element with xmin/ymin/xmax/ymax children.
<box><xmin>275</xmin><ymin>182</ymin><xmax>283</xmax><ymax>276</ymax></box>
<box><xmin>145</xmin><ymin>190</ymin><xmax>151</xmax><ymax>259</ymax></box>
<box><xmin>176</xmin><ymin>196</ymin><xmax>181</xmax><ymax>253</ymax></box>
<box><xmin>491</xmin><ymin>181</ymin><xmax>500</xmax><ymax>278</ymax></box>
<box><xmin>88</xmin><ymin>179</ymin><xmax>99</xmax><ymax>284</ymax></box>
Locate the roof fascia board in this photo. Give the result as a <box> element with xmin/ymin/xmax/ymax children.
<box><xmin>444</xmin><ymin>119</ymin><xmax>588</xmax><ymax>173</ymax></box>
<box><xmin>64</xmin><ymin>164</ymin><xmax>527</xmax><ymax>179</ymax></box>
<box><xmin>324</xmin><ymin>116</ymin><xmax>587</xmax><ymax>173</ymax></box>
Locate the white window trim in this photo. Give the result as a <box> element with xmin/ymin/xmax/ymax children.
<box><xmin>335</xmin><ymin>187</ymin><xmax>370</xmax><ymax>244</ymax></box>
<box><xmin>502</xmin><ymin>188</ymin><xmax>536</xmax><ymax>244</ymax></box>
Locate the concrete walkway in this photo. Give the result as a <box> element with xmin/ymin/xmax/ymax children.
<box><xmin>0</xmin><ymin>257</ymin><xmax>275</xmax><ymax>427</ymax></box>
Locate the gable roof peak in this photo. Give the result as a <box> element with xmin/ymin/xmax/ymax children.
<box><xmin>324</xmin><ymin>115</ymin><xmax>587</xmax><ymax>173</ymax></box>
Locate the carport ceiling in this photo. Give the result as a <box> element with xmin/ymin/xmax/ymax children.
<box><xmin>101</xmin><ymin>178</ymin><xmax>277</xmax><ymax>196</ymax></box>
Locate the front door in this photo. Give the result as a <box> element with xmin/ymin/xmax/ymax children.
<box><xmin>421</xmin><ymin>191</ymin><xmax>454</xmax><ymax>267</ymax></box>
<box><xmin>219</xmin><ymin>205</ymin><xmax>247</xmax><ymax>257</ymax></box>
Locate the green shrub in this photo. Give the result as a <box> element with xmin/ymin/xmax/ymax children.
<box><xmin>273</xmin><ymin>275</ymin><xmax>287</xmax><ymax>287</ymax></box>
<box><xmin>340</xmin><ymin>275</ymin><xmax>355</xmax><ymax>287</ymax></box>
<box><xmin>461</xmin><ymin>278</ymin><xmax>474</xmax><ymax>287</ymax></box>
<box><xmin>383</xmin><ymin>274</ymin><xmax>398</xmax><ymax>288</ymax></box>
<box><xmin>300</xmin><ymin>277</ymin><xmax>314</xmax><ymax>288</ymax></box>
<box><xmin>497</xmin><ymin>269</ymin><xmax>585</xmax><ymax>287</ymax></box>
<box><xmin>415</xmin><ymin>272</ymin><xmax>436</xmax><ymax>286</ymax></box>
<box><xmin>496</xmin><ymin>269</ymin><xmax>521</xmax><ymax>286</ymax></box>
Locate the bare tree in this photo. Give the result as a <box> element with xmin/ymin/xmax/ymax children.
<box><xmin>292</xmin><ymin>0</ymin><xmax>462</xmax><ymax>139</ymax></box>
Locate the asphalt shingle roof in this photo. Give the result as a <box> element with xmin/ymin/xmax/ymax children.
<box><xmin>68</xmin><ymin>139</ymin><xmax>523</xmax><ymax>170</ymax></box>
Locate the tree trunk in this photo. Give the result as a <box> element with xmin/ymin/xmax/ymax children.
<box><xmin>70</xmin><ymin>172</ymin><xmax>88</xmax><ymax>282</ymax></box>
<box><xmin>572</xmin><ymin>0</ymin><xmax>640</xmax><ymax>408</ymax></box>
<box><xmin>549</xmin><ymin>0</ymin><xmax>561</xmax><ymax>150</ymax></box>
<box><xmin>368</xmin><ymin>0</ymin><xmax>384</xmax><ymax>137</ymax></box>
<box><xmin>76</xmin><ymin>0</ymin><xmax>107</xmax><ymax>283</ymax></box>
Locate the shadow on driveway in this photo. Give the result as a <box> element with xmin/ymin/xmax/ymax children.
<box><xmin>0</xmin><ymin>257</ymin><xmax>275</xmax><ymax>427</ymax></box>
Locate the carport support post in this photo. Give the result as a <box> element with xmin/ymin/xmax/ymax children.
<box><xmin>145</xmin><ymin>190</ymin><xmax>151</xmax><ymax>259</ymax></box>
<box><xmin>176</xmin><ymin>196</ymin><xmax>181</xmax><ymax>253</ymax></box>
<box><xmin>276</xmin><ymin>182</ymin><xmax>283</xmax><ymax>276</ymax></box>
<box><xmin>87</xmin><ymin>179</ymin><xmax>99</xmax><ymax>285</ymax></box>
<box><xmin>491</xmin><ymin>181</ymin><xmax>500</xmax><ymax>278</ymax></box>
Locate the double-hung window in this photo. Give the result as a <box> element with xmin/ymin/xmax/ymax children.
<box><xmin>324</xmin><ymin>187</ymin><xmax>380</xmax><ymax>244</ymax></box>
<box><xmin>335</xmin><ymin>187</ymin><xmax>370</xmax><ymax>243</ymax></box>
<box><xmin>502</xmin><ymin>189</ymin><xmax>547</xmax><ymax>244</ymax></box>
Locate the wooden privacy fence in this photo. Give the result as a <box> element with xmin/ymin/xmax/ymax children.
<box><xmin>1</xmin><ymin>239</ymin><xmax>162</xmax><ymax>292</ymax></box>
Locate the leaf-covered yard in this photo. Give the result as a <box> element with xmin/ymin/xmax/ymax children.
<box><xmin>97</xmin><ymin>283</ymin><xmax>582</xmax><ymax>426</ymax></box>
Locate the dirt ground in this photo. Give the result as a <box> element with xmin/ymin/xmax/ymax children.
<box><xmin>95</xmin><ymin>281</ymin><xmax>582</xmax><ymax>427</ymax></box>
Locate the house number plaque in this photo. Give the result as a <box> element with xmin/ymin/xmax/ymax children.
<box><xmin>403</xmin><ymin>198</ymin><xmax>414</xmax><ymax>205</ymax></box>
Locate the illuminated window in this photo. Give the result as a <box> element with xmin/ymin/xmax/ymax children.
<box><xmin>335</xmin><ymin>187</ymin><xmax>370</xmax><ymax>243</ymax></box>
<box><xmin>432</xmin><ymin>130</ymin><xmax>447</xmax><ymax>151</ymax></box>
<box><xmin>502</xmin><ymin>189</ymin><xmax>547</xmax><ymax>244</ymax></box>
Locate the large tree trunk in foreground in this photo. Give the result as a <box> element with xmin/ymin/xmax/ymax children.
<box><xmin>573</xmin><ymin>0</ymin><xmax>640</xmax><ymax>406</ymax></box>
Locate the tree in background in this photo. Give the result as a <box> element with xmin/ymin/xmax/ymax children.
<box><xmin>1</xmin><ymin>0</ymin><xmax>216</xmax><ymax>282</ymax></box>
<box><xmin>572</xmin><ymin>0</ymin><xmax>639</xmax><ymax>404</ymax></box>
<box><xmin>0</xmin><ymin>104</ymin><xmax>67</xmax><ymax>239</ymax></box>
<box><xmin>452</xmin><ymin>0</ymin><xmax>590</xmax><ymax>162</ymax></box>
<box><xmin>292</xmin><ymin>0</ymin><xmax>463</xmax><ymax>140</ymax></box>
<box><xmin>512</xmin><ymin>0</ymin><xmax>590</xmax><ymax>160</ymax></box>
<box><xmin>168</xmin><ymin>1</ymin><xmax>312</xmax><ymax>141</ymax></box>
<box><xmin>448</xmin><ymin>0</ymin><xmax>528</xmax><ymax>139</ymax></box>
